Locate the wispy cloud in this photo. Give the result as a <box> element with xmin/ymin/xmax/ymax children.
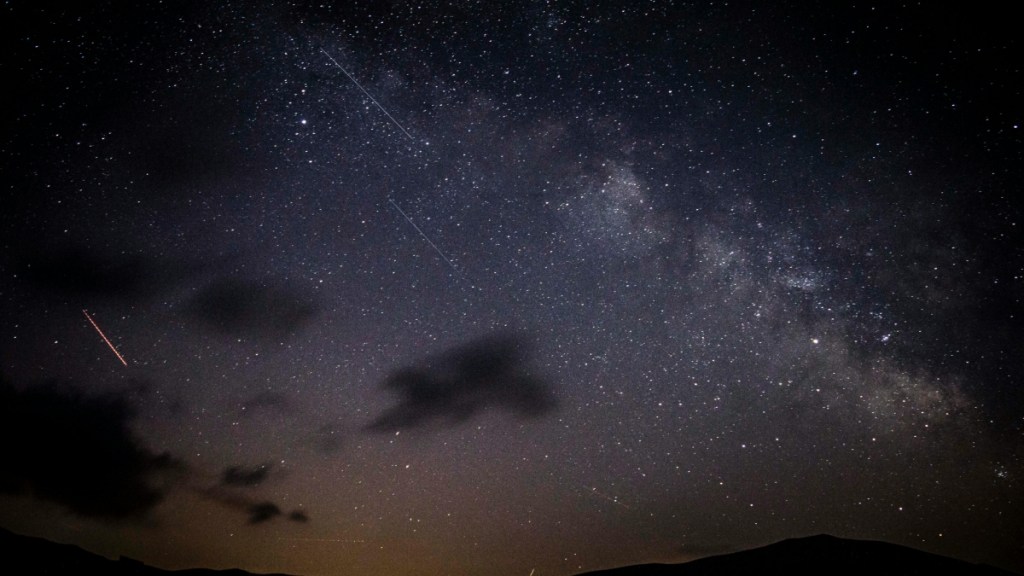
<box><xmin>366</xmin><ymin>333</ymin><xmax>557</xmax><ymax>433</ymax></box>
<box><xmin>0</xmin><ymin>377</ymin><xmax>183</xmax><ymax>520</ymax></box>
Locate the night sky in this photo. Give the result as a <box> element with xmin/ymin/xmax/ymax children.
<box><xmin>1</xmin><ymin>2</ymin><xmax>1022</xmax><ymax>575</ymax></box>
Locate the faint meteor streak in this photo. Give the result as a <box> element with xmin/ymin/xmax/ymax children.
<box><xmin>320</xmin><ymin>48</ymin><xmax>416</xmax><ymax>141</ymax></box>
<box><xmin>277</xmin><ymin>537</ymin><xmax>367</xmax><ymax>543</ymax></box>
<box><xmin>585</xmin><ymin>486</ymin><xmax>631</xmax><ymax>510</ymax></box>
<box><xmin>388</xmin><ymin>198</ymin><xmax>464</xmax><ymax>278</ymax></box>
<box><xmin>82</xmin><ymin>309</ymin><xmax>128</xmax><ymax>366</ymax></box>
<box><xmin>319</xmin><ymin>50</ymin><xmax>471</xmax><ymax>282</ymax></box>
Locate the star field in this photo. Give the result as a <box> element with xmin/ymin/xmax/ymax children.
<box><xmin>1</xmin><ymin>2</ymin><xmax>1022</xmax><ymax>575</ymax></box>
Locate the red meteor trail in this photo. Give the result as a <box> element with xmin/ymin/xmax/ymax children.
<box><xmin>82</xmin><ymin>309</ymin><xmax>128</xmax><ymax>366</ymax></box>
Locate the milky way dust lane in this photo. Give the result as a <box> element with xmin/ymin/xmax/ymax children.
<box><xmin>82</xmin><ymin>309</ymin><xmax>128</xmax><ymax>367</ymax></box>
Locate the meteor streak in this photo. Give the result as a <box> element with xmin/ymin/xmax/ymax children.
<box><xmin>82</xmin><ymin>309</ymin><xmax>128</xmax><ymax>366</ymax></box>
<box><xmin>389</xmin><ymin>198</ymin><xmax>464</xmax><ymax>279</ymax></box>
<box><xmin>320</xmin><ymin>50</ymin><xmax>469</xmax><ymax>283</ymax></box>
<box><xmin>320</xmin><ymin>48</ymin><xmax>416</xmax><ymax>141</ymax></box>
<box><xmin>277</xmin><ymin>537</ymin><xmax>367</xmax><ymax>543</ymax></box>
<box><xmin>585</xmin><ymin>486</ymin><xmax>631</xmax><ymax>510</ymax></box>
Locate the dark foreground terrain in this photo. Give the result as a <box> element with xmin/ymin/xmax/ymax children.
<box><xmin>577</xmin><ymin>533</ymin><xmax>1018</xmax><ymax>576</ymax></box>
<box><xmin>1</xmin><ymin>527</ymin><xmax>1017</xmax><ymax>576</ymax></box>
<box><xmin>0</xmin><ymin>527</ymin><xmax>294</xmax><ymax>576</ymax></box>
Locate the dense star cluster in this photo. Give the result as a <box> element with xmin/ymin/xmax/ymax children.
<box><xmin>1</xmin><ymin>2</ymin><xmax>1021</xmax><ymax>575</ymax></box>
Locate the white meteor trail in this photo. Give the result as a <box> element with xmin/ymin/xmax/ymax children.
<box><xmin>277</xmin><ymin>537</ymin><xmax>367</xmax><ymax>543</ymax></box>
<box><xmin>585</xmin><ymin>486</ymin><xmax>631</xmax><ymax>510</ymax></box>
<box><xmin>82</xmin><ymin>309</ymin><xmax>128</xmax><ymax>367</ymax></box>
<box><xmin>388</xmin><ymin>198</ymin><xmax>464</xmax><ymax>278</ymax></box>
<box><xmin>320</xmin><ymin>48</ymin><xmax>416</xmax><ymax>141</ymax></box>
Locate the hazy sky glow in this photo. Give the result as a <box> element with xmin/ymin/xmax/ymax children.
<box><xmin>1</xmin><ymin>2</ymin><xmax>1021</xmax><ymax>575</ymax></box>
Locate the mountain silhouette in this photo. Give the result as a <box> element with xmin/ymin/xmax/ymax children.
<box><xmin>2</xmin><ymin>528</ymin><xmax>1017</xmax><ymax>576</ymax></box>
<box><xmin>0</xmin><ymin>527</ymin><xmax>296</xmax><ymax>576</ymax></box>
<box><xmin>577</xmin><ymin>534</ymin><xmax>1018</xmax><ymax>576</ymax></box>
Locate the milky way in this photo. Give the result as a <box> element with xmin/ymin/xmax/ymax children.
<box><xmin>1</xmin><ymin>2</ymin><xmax>1021</xmax><ymax>575</ymax></box>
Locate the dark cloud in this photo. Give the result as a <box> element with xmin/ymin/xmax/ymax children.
<box><xmin>198</xmin><ymin>483</ymin><xmax>309</xmax><ymax>526</ymax></box>
<box><xmin>197</xmin><ymin>483</ymin><xmax>290</xmax><ymax>524</ymax></box>
<box><xmin>184</xmin><ymin>279</ymin><xmax>318</xmax><ymax>337</ymax></box>
<box><xmin>365</xmin><ymin>333</ymin><xmax>557</xmax><ymax>433</ymax></box>
<box><xmin>0</xmin><ymin>377</ymin><xmax>183</xmax><ymax>520</ymax></box>
<box><xmin>19</xmin><ymin>246</ymin><xmax>192</xmax><ymax>303</ymax></box>
<box><xmin>246</xmin><ymin>502</ymin><xmax>282</xmax><ymax>525</ymax></box>
<box><xmin>238</xmin><ymin>391</ymin><xmax>291</xmax><ymax>418</ymax></box>
<box><xmin>221</xmin><ymin>464</ymin><xmax>272</xmax><ymax>488</ymax></box>
<box><xmin>312</xmin><ymin>424</ymin><xmax>345</xmax><ymax>454</ymax></box>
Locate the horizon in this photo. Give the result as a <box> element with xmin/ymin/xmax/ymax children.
<box><xmin>1</xmin><ymin>2</ymin><xmax>1021</xmax><ymax>575</ymax></box>
<box><xmin>1</xmin><ymin>528</ymin><xmax>1017</xmax><ymax>575</ymax></box>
